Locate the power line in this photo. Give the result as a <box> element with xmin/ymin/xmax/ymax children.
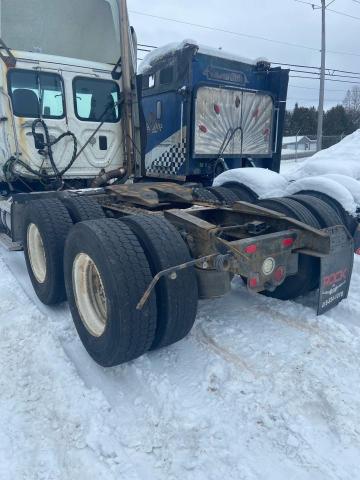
<box><xmin>138</xmin><ymin>43</ymin><xmax>157</xmax><ymax>49</ymax></box>
<box><xmin>272</xmin><ymin>61</ymin><xmax>360</xmax><ymax>76</ymax></box>
<box><xmin>287</xmin><ymin>68</ymin><xmax>360</xmax><ymax>80</ymax></box>
<box><xmin>290</xmin><ymin>75</ymin><xmax>360</xmax><ymax>85</ymax></box>
<box><xmin>289</xmin><ymin>83</ymin><xmax>347</xmax><ymax>92</ymax></box>
<box><xmin>130</xmin><ymin>10</ymin><xmax>360</xmax><ymax>57</ymax></box>
<box><xmin>327</xmin><ymin>7</ymin><xmax>360</xmax><ymax>20</ymax></box>
<box><xmin>294</xmin><ymin>0</ymin><xmax>321</xmax><ymax>7</ymax></box>
<box><xmin>294</xmin><ymin>0</ymin><xmax>360</xmax><ymax>20</ymax></box>
<box><xmin>287</xmin><ymin>97</ymin><xmax>342</xmax><ymax>101</ymax></box>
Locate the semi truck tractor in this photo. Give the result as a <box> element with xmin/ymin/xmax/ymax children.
<box><xmin>0</xmin><ymin>0</ymin><xmax>359</xmax><ymax>367</ymax></box>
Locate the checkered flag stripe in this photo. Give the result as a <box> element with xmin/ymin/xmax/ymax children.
<box><xmin>147</xmin><ymin>139</ymin><xmax>186</xmax><ymax>176</ymax></box>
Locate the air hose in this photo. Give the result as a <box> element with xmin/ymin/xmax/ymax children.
<box><xmin>31</xmin><ymin>119</ymin><xmax>78</xmax><ymax>178</ymax></box>
<box><xmin>5</xmin><ymin>97</ymin><xmax>123</xmax><ymax>186</ymax></box>
<box><xmin>4</xmin><ymin>119</ymin><xmax>78</xmax><ymax>184</ymax></box>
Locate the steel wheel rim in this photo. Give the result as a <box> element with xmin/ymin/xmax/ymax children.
<box><xmin>72</xmin><ymin>253</ymin><xmax>107</xmax><ymax>337</ymax></box>
<box><xmin>27</xmin><ymin>223</ymin><xmax>47</xmax><ymax>284</ymax></box>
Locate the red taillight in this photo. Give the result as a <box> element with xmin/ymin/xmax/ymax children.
<box><xmin>199</xmin><ymin>124</ymin><xmax>207</xmax><ymax>133</ymax></box>
<box><xmin>249</xmin><ymin>277</ymin><xmax>258</xmax><ymax>288</ymax></box>
<box><xmin>282</xmin><ymin>237</ymin><xmax>295</xmax><ymax>248</ymax></box>
<box><xmin>274</xmin><ymin>266</ymin><xmax>286</xmax><ymax>284</ymax></box>
<box><xmin>214</xmin><ymin>104</ymin><xmax>221</xmax><ymax>114</ymax></box>
<box><xmin>244</xmin><ymin>244</ymin><xmax>257</xmax><ymax>254</ymax></box>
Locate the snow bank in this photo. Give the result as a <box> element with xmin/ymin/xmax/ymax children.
<box><xmin>288</xmin><ymin>130</ymin><xmax>360</xmax><ymax>181</ymax></box>
<box><xmin>286</xmin><ymin>176</ymin><xmax>357</xmax><ymax>214</ymax></box>
<box><xmin>139</xmin><ymin>40</ymin><xmax>257</xmax><ymax>74</ymax></box>
<box><xmin>323</xmin><ymin>174</ymin><xmax>360</xmax><ymax>205</ymax></box>
<box><xmin>213</xmin><ymin>167</ymin><xmax>288</xmax><ymax>198</ymax></box>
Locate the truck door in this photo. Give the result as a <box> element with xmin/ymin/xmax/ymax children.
<box><xmin>142</xmin><ymin>66</ymin><xmax>188</xmax><ymax>180</ymax></box>
<box><xmin>7</xmin><ymin>69</ymin><xmax>70</xmax><ymax>178</ymax></box>
<box><xmin>70</xmin><ymin>74</ymin><xmax>123</xmax><ymax>177</ymax></box>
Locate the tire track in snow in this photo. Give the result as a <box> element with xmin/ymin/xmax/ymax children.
<box><xmin>194</xmin><ymin>323</ymin><xmax>259</xmax><ymax>377</ymax></box>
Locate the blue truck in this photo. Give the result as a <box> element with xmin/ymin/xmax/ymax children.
<box><xmin>139</xmin><ymin>41</ymin><xmax>289</xmax><ymax>184</ymax></box>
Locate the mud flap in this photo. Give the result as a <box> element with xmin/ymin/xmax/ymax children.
<box><xmin>318</xmin><ymin>225</ymin><xmax>354</xmax><ymax>315</ymax></box>
<box><xmin>354</xmin><ymin>224</ymin><xmax>360</xmax><ymax>255</ymax></box>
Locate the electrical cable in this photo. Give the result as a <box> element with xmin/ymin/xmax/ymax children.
<box><xmin>132</xmin><ymin>11</ymin><xmax>360</xmax><ymax>57</ymax></box>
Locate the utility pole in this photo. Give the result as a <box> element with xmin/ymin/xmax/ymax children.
<box><xmin>294</xmin><ymin>0</ymin><xmax>336</xmax><ymax>151</ymax></box>
<box><xmin>317</xmin><ymin>0</ymin><xmax>326</xmax><ymax>151</ymax></box>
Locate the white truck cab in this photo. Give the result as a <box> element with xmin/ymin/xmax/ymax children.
<box><xmin>0</xmin><ymin>0</ymin><xmax>141</xmax><ymax>191</ymax></box>
<box><xmin>0</xmin><ymin>51</ymin><xmax>124</xmax><ymax>183</ymax></box>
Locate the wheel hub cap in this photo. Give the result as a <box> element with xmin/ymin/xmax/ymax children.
<box><xmin>72</xmin><ymin>253</ymin><xmax>107</xmax><ymax>337</ymax></box>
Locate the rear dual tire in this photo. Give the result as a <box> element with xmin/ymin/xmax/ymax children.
<box><xmin>62</xmin><ymin>196</ymin><xmax>106</xmax><ymax>223</ymax></box>
<box><xmin>122</xmin><ymin>215</ymin><xmax>198</xmax><ymax>350</ymax></box>
<box><xmin>64</xmin><ymin>216</ymin><xmax>198</xmax><ymax>366</ymax></box>
<box><xmin>23</xmin><ymin>196</ymin><xmax>105</xmax><ymax>305</ymax></box>
<box><xmin>64</xmin><ymin>219</ymin><xmax>158</xmax><ymax>367</ymax></box>
<box><xmin>256</xmin><ymin>197</ymin><xmax>321</xmax><ymax>300</ymax></box>
<box><xmin>219</xmin><ymin>182</ymin><xmax>258</xmax><ymax>203</ymax></box>
<box><xmin>23</xmin><ymin>199</ymin><xmax>73</xmax><ymax>305</ymax></box>
<box><xmin>205</xmin><ymin>187</ymin><xmax>239</xmax><ymax>205</ymax></box>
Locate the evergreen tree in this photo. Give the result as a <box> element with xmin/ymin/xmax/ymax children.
<box><xmin>323</xmin><ymin>105</ymin><xmax>356</xmax><ymax>136</ymax></box>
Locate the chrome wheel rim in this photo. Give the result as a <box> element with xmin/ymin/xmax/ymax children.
<box><xmin>72</xmin><ymin>253</ymin><xmax>107</xmax><ymax>337</ymax></box>
<box><xmin>27</xmin><ymin>223</ymin><xmax>47</xmax><ymax>284</ymax></box>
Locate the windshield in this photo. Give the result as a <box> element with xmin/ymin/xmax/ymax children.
<box><xmin>194</xmin><ymin>86</ymin><xmax>274</xmax><ymax>156</ymax></box>
<box><xmin>0</xmin><ymin>0</ymin><xmax>120</xmax><ymax>64</ymax></box>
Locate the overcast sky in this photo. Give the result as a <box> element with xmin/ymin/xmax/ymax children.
<box><xmin>128</xmin><ymin>0</ymin><xmax>360</xmax><ymax>110</ymax></box>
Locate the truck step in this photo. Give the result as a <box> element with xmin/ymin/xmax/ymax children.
<box><xmin>0</xmin><ymin>233</ymin><xmax>23</xmax><ymax>251</ymax></box>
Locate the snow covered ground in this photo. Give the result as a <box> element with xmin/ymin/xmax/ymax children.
<box><xmin>1</xmin><ymin>180</ymin><xmax>360</xmax><ymax>479</ymax></box>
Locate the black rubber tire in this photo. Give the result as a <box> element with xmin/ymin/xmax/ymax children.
<box><xmin>298</xmin><ymin>190</ymin><xmax>358</xmax><ymax>235</ymax></box>
<box><xmin>257</xmin><ymin>197</ymin><xmax>321</xmax><ymax>228</ymax></box>
<box><xmin>256</xmin><ymin>197</ymin><xmax>321</xmax><ymax>300</ymax></box>
<box><xmin>288</xmin><ymin>194</ymin><xmax>343</xmax><ymax>228</ymax></box>
<box><xmin>64</xmin><ymin>219</ymin><xmax>157</xmax><ymax>367</ymax></box>
<box><xmin>192</xmin><ymin>187</ymin><xmax>220</xmax><ymax>204</ymax></box>
<box><xmin>22</xmin><ymin>198</ymin><xmax>73</xmax><ymax>305</ymax></box>
<box><xmin>206</xmin><ymin>186</ymin><xmax>239</xmax><ymax>205</ymax></box>
<box><xmin>62</xmin><ymin>196</ymin><xmax>106</xmax><ymax>223</ymax></box>
<box><xmin>220</xmin><ymin>182</ymin><xmax>258</xmax><ymax>203</ymax></box>
<box><xmin>122</xmin><ymin>214</ymin><xmax>198</xmax><ymax>350</ymax></box>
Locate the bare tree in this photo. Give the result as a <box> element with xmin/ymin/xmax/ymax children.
<box><xmin>343</xmin><ymin>87</ymin><xmax>360</xmax><ymax>128</ymax></box>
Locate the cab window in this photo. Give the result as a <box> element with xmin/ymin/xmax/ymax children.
<box><xmin>159</xmin><ymin>67</ymin><xmax>173</xmax><ymax>85</ymax></box>
<box><xmin>73</xmin><ymin>77</ymin><xmax>120</xmax><ymax>123</ymax></box>
<box><xmin>8</xmin><ymin>69</ymin><xmax>65</xmax><ymax>119</ymax></box>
